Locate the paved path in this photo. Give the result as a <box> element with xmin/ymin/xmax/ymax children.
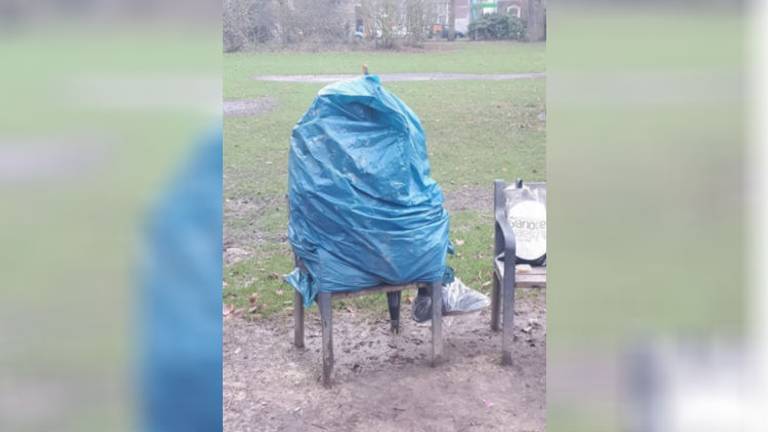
<box><xmin>253</xmin><ymin>71</ymin><xmax>545</xmax><ymax>83</ymax></box>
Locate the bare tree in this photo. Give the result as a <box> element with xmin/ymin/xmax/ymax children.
<box><xmin>404</xmin><ymin>0</ymin><xmax>426</xmax><ymax>46</ymax></box>
<box><xmin>526</xmin><ymin>0</ymin><xmax>546</xmax><ymax>41</ymax></box>
<box><xmin>223</xmin><ymin>0</ymin><xmax>435</xmax><ymax>51</ymax></box>
<box><xmin>223</xmin><ymin>0</ymin><xmax>277</xmax><ymax>51</ymax></box>
<box><xmin>359</xmin><ymin>0</ymin><xmax>403</xmax><ymax>49</ymax></box>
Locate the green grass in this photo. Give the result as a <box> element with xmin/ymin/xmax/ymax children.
<box><xmin>224</xmin><ymin>41</ymin><xmax>546</xmax><ymax>317</ymax></box>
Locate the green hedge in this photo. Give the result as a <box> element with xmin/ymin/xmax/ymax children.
<box><xmin>468</xmin><ymin>13</ymin><xmax>526</xmax><ymax>41</ymax></box>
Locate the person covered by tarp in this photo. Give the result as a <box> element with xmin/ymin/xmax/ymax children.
<box><xmin>284</xmin><ymin>75</ymin><xmax>451</xmax><ymax>311</ymax></box>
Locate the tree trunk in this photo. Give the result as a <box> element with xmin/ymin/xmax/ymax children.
<box><xmin>447</xmin><ymin>0</ymin><xmax>456</xmax><ymax>41</ymax></box>
<box><xmin>526</xmin><ymin>0</ymin><xmax>546</xmax><ymax>42</ymax></box>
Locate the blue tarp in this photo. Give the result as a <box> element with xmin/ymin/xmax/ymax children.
<box><xmin>286</xmin><ymin>75</ymin><xmax>451</xmax><ymax>306</ymax></box>
<box><xmin>141</xmin><ymin>128</ymin><xmax>222</xmax><ymax>432</ymax></box>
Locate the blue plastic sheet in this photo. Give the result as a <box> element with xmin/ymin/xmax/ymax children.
<box><xmin>286</xmin><ymin>75</ymin><xmax>451</xmax><ymax>306</ymax></box>
<box><xmin>140</xmin><ymin>128</ymin><xmax>222</xmax><ymax>432</ymax></box>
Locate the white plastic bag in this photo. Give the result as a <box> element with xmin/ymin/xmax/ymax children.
<box><xmin>412</xmin><ymin>277</ymin><xmax>490</xmax><ymax>321</ymax></box>
<box><xmin>442</xmin><ymin>277</ymin><xmax>490</xmax><ymax>315</ymax></box>
<box><xmin>504</xmin><ymin>182</ymin><xmax>547</xmax><ymax>264</ymax></box>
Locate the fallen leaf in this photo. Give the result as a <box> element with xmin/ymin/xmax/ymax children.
<box><xmin>275</xmin><ymin>289</ymin><xmax>284</xmax><ymax>296</ymax></box>
<box><xmin>223</xmin><ymin>304</ymin><xmax>235</xmax><ymax>317</ymax></box>
<box><xmin>455</xmin><ymin>239</ymin><xmax>465</xmax><ymax>246</ymax></box>
<box><xmin>268</xmin><ymin>272</ymin><xmax>280</xmax><ymax>280</ymax></box>
<box><xmin>249</xmin><ymin>293</ymin><xmax>258</xmax><ymax>305</ymax></box>
<box><xmin>516</xmin><ymin>264</ymin><xmax>532</xmax><ymax>273</ymax></box>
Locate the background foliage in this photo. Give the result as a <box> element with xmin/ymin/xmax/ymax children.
<box><xmin>468</xmin><ymin>13</ymin><xmax>527</xmax><ymax>41</ymax></box>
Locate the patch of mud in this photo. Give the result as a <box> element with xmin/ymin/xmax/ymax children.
<box><xmin>224</xmin><ymin>247</ymin><xmax>253</xmax><ymax>266</ymax></box>
<box><xmin>443</xmin><ymin>185</ymin><xmax>493</xmax><ymax>214</ymax></box>
<box><xmin>252</xmin><ymin>72</ymin><xmax>545</xmax><ymax>83</ymax></box>
<box><xmin>224</xmin><ymin>97</ymin><xmax>277</xmax><ymax>117</ymax></box>
<box><xmin>223</xmin><ymin>195</ymin><xmax>286</xmax><ymax>261</ymax></box>
<box><xmin>224</xmin><ymin>289</ymin><xmax>546</xmax><ymax>432</ymax></box>
<box><xmin>443</xmin><ymin>182</ymin><xmax>546</xmax><ymax>214</ymax></box>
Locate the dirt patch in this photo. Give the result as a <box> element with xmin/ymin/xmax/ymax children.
<box><xmin>224</xmin><ymin>247</ymin><xmax>254</xmax><ymax>266</ymax></box>
<box><xmin>252</xmin><ymin>72</ymin><xmax>545</xmax><ymax>83</ymax></box>
<box><xmin>443</xmin><ymin>186</ymin><xmax>494</xmax><ymax>214</ymax></box>
<box><xmin>223</xmin><ymin>195</ymin><xmax>286</xmax><ymax>264</ymax></box>
<box><xmin>224</xmin><ymin>97</ymin><xmax>278</xmax><ymax>117</ymax></box>
<box><xmin>224</xmin><ymin>289</ymin><xmax>546</xmax><ymax>432</ymax></box>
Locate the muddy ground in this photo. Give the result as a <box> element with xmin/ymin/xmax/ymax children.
<box><xmin>223</xmin><ymin>288</ymin><xmax>545</xmax><ymax>432</ymax></box>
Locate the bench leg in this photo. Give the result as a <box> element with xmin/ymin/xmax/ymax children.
<box><xmin>293</xmin><ymin>290</ymin><xmax>304</xmax><ymax>348</ymax></box>
<box><xmin>501</xmin><ymin>269</ymin><xmax>516</xmax><ymax>366</ymax></box>
<box><xmin>317</xmin><ymin>292</ymin><xmax>333</xmax><ymax>387</ymax></box>
<box><xmin>490</xmin><ymin>272</ymin><xmax>501</xmax><ymax>332</ymax></box>
<box><xmin>431</xmin><ymin>281</ymin><xmax>443</xmax><ymax>366</ymax></box>
<box><xmin>387</xmin><ymin>291</ymin><xmax>401</xmax><ymax>334</ymax></box>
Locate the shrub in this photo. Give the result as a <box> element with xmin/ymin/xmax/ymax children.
<box><xmin>468</xmin><ymin>12</ymin><xmax>527</xmax><ymax>41</ymax></box>
<box><xmin>507</xmin><ymin>16</ymin><xmax>526</xmax><ymax>41</ymax></box>
<box><xmin>468</xmin><ymin>13</ymin><xmax>505</xmax><ymax>40</ymax></box>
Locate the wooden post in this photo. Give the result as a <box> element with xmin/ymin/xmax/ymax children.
<box><xmin>293</xmin><ymin>290</ymin><xmax>304</xmax><ymax>348</ymax></box>
<box><xmin>317</xmin><ymin>292</ymin><xmax>334</xmax><ymax>387</ymax></box>
<box><xmin>431</xmin><ymin>281</ymin><xmax>443</xmax><ymax>366</ymax></box>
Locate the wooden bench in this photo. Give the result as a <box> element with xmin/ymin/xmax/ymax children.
<box><xmin>293</xmin><ymin>277</ymin><xmax>443</xmax><ymax>388</ymax></box>
<box><xmin>491</xmin><ymin>179</ymin><xmax>547</xmax><ymax>365</ymax></box>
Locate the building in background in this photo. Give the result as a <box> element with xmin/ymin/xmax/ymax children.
<box><xmin>442</xmin><ymin>0</ymin><xmax>545</xmax><ymax>40</ymax></box>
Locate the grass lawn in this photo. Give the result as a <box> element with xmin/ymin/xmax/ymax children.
<box><xmin>224</xmin><ymin>41</ymin><xmax>546</xmax><ymax>316</ymax></box>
